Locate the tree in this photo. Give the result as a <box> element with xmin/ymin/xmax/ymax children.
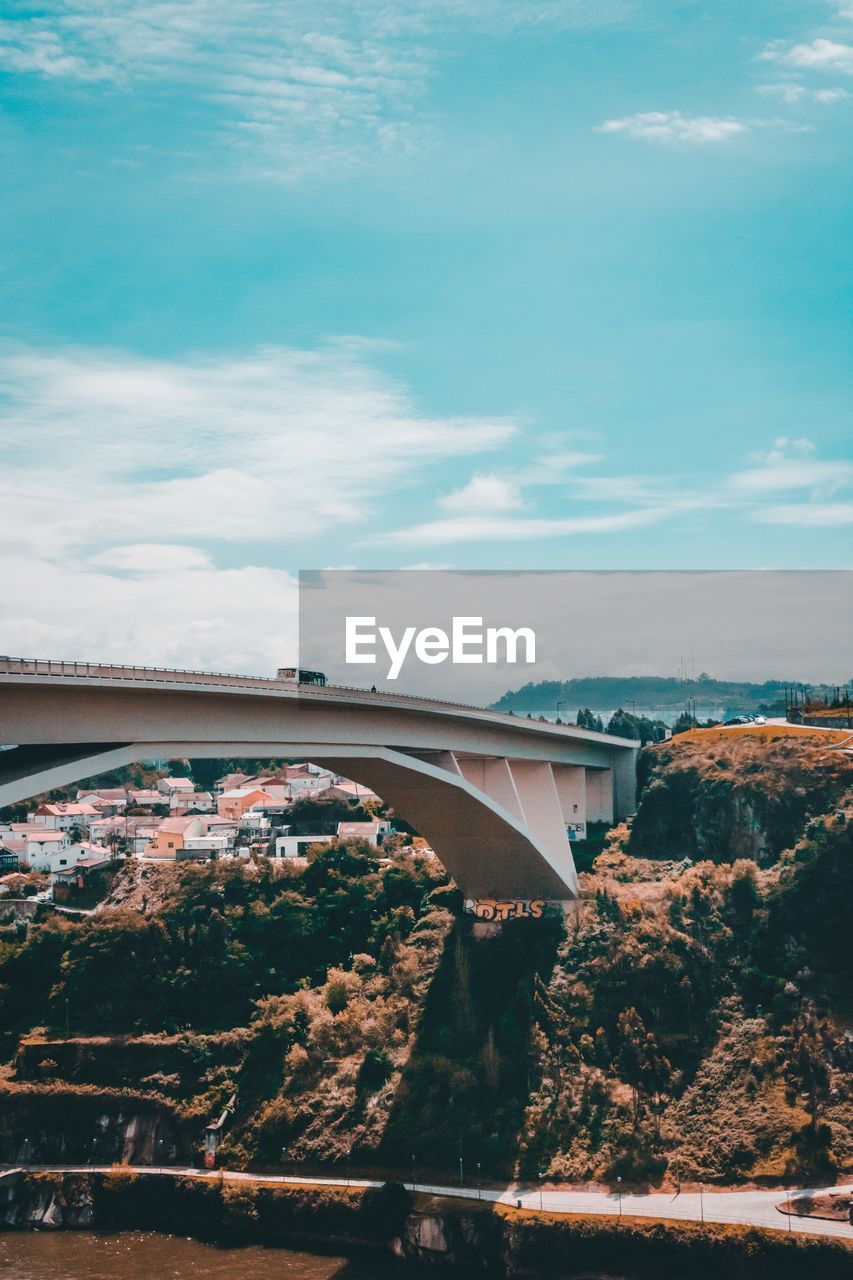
<box><xmin>615</xmin><ymin>1007</ymin><xmax>672</xmax><ymax>1136</ymax></box>
<box><xmin>671</xmin><ymin>711</ymin><xmax>698</xmax><ymax>734</ymax></box>
<box><xmin>577</xmin><ymin>707</ymin><xmax>604</xmax><ymax>732</ymax></box>
<box><xmin>789</xmin><ymin>1005</ymin><xmax>832</xmax><ymax>1131</ymax></box>
<box><xmin>606</xmin><ymin>709</ymin><xmax>668</xmax><ymax>744</ymax></box>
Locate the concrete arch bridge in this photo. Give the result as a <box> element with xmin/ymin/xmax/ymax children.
<box><xmin>0</xmin><ymin>659</ymin><xmax>638</xmax><ymax>903</ymax></box>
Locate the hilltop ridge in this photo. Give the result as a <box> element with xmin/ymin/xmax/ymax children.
<box><xmin>491</xmin><ymin>676</ymin><xmax>848</xmax><ymax>724</ymax></box>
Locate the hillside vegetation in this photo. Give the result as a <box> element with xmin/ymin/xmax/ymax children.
<box><xmin>490</xmin><ymin>676</ymin><xmax>841</xmax><ymax>721</ymax></box>
<box><xmin>630</xmin><ymin>728</ymin><xmax>853</xmax><ymax>863</ymax></box>
<box><xmin>0</xmin><ymin>732</ymin><xmax>850</xmax><ymax>1187</ymax></box>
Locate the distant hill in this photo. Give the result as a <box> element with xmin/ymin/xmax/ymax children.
<box><xmin>490</xmin><ymin>676</ymin><xmax>843</xmax><ymax>725</ymax></box>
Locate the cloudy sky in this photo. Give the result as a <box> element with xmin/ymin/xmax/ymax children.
<box><xmin>1</xmin><ymin>1</ymin><xmax>851</xmax><ymax>674</ymax></box>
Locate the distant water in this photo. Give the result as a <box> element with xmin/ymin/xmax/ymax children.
<box><xmin>0</xmin><ymin>1228</ymin><xmax>422</xmax><ymax>1280</ymax></box>
<box><xmin>0</xmin><ymin>1231</ymin><xmax>631</xmax><ymax>1280</ymax></box>
<box><xmin>0</xmin><ymin>1232</ymin><xmax>408</xmax><ymax>1280</ymax></box>
<box><xmin>0</xmin><ymin>1233</ymin><xmax>504</xmax><ymax>1280</ymax></box>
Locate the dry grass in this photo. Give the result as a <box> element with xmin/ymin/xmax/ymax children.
<box><xmin>676</xmin><ymin>725</ymin><xmax>850</xmax><ymax>745</ymax></box>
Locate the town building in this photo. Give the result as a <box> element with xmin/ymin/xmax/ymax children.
<box><xmin>143</xmin><ymin>816</ymin><xmax>203</xmax><ymax>859</ymax></box>
<box><xmin>274</xmin><ymin>833</ymin><xmax>333</xmax><ymax>859</ymax></box>
<box><xmin>168</xmin><ymin>789</ymin><xmax>214</xmax><ymax>814</ymax></box>
<box><xmin>336</xmin><ymin>819</ymin><xmax>391</xmax><ymax>847</ymax></box>
<box><xmin>213</xmin><ymin>772</ymin><xmax>252</xmax><ymax>795</ymax></box>
<box><xmin>29</xmin><ymin>801</ymin><xmax>101</xmax><ymax>831</ymax></box>
<box><xmin>156</xmin><ymin>776</ymin><xmax>195</xmax><ymax>798</ymax></box>
<box><xmin>89</xmin><ymin>815</ymin><xmax>161</xmax><ymax>856</ymax></box>
<box><xmin>127</xmin><ymin>789</ymin><xmax>166</xmax><ymax>808</ymax></box>
<box><xmin>217</xmin><ymin>787</ymin><xmax>272</xmax><ymax>821</ymax></box>
<box><xmin>20</xmin><ymin>829</ymin><xmax>71</xmax><ymax>871</ymax></box>
<box><xmin>76</xmin><ymin>787</ymin><xmax>128</xmax><ymax>813</ymax></box>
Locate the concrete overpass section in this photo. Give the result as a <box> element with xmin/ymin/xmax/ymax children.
<box><xmin>0</xmin><ymin>658</ymin><xmax>639</xmax><ymax>902</ymax></box>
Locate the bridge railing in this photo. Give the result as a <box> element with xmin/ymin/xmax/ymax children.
<box><xmin>0</xmin><ymin>656</ymin><xmax>634</xmax><ymax>746</ymax></box>
<box><xmin>0</xmin><ymin>656</ymin><xmax>287</xmax><ymax>691</ymax></box>
<box><xmin>0</xmin><ymin>654</ymin><xmax>499</xmax><ymax>714</ymax></box>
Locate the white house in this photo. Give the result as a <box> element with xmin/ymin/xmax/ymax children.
<box><xmin>214</xmin><ymin>771</ymin><xmax>251</xmax><ymax>795</ymax></box>
<box><xmin>46</xmin><ymin>840</ymin><xmax>112</xmax><ymax>880</ymax></box>
<box><xmin>29</xmin><ymin>802</ymin><xmax>101</xmax><ymax>832</ymax></box>
<box><xmin>169</xmin><ymin>789</ymin><xmax>214</xmax><ymax>813</ymax></box>
<box><xmin>274</xmin><ymin>833</ymin><xmax>333</xmax><ymax>859</ymax></box>
<box><xmin>76</xmin><ymin>788</ymin><xmax>128</xmax><ymax>813</ymax></box>
<box><xmin>243</xmin><ymin>776</ymin><xmax>290</xmax><ymax>805</ymax></box>
<box><xmin>127</xmin><ymin>789</ymin><xmax>165</xmax><ymax>807</ymax></box>
<box><xmin>157</xmin><ymin>776</ymin><xmax>195</xmax><ymax>797</ymax></box>
<box><xmin>336</xmin><ymin>819</ymin><xmax>391</xmax><ymax>847</ymax></box>
<box><xmin>180</xmin><ymin>835</ymin><xmax>230</xmax><ymax>860</ymax></box>
<box><xmin>22</xmin><ymin>829</ymin><xmax>71</xmax><ymax>871</ymax></box>
<box><xmin>284</xmin><ymin>764</ymin><xmax>332</xmax><ymax>794</ymax></box>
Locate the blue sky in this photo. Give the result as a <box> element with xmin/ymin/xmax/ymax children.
<box><xmin>0</xmin><ymin>1</ymin><xmax>851</xmax><ymax>671</ymax></box>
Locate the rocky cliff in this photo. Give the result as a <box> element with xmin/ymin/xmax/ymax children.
<box><xmin>629</xmin><ymin>729</ymin><xmax>852</xmax><ymax>863</ymax></box>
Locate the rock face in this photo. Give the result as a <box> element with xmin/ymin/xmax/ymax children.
<box><xmin>629</xmin><ymin>732</ymin><xmax>853</xmax><ymax>864</ymax></box>
<box><xmin>0</xmin><ymin>1171</ymin><xmax>96</xmax><ymax>1229</ymax></box>
<box><xmin>393</xmin><ymin>1212</ymin><xmax>498</xmax><ymax>1268</ymax></box>
<box><xmin>0</xmin><ymin>1086</ymin><xmax>184</xmax><ymax>1165</ymax></box>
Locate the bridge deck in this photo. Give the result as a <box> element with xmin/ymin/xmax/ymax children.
<box><xmin>0</xmin><ymin>656</ymin><xmax>636</xmax><ymax>750</ymax></box>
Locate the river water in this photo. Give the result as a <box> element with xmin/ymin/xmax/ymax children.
<box><xmin>0</xmin><ymin>1232</ymin><xmax>426</xmax><ymax>1280</ymax></box>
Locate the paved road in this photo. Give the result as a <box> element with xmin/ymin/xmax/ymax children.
<box><xmin>3</xmin><ymin>1165</ymin><xmax>851</xmax><ymax>1242</ymax></box>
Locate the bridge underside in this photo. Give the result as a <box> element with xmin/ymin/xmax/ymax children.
<box><xmin>0</xmin><ymin>739</ymin><xmax>625</xmax><ymax>900</ymax></box>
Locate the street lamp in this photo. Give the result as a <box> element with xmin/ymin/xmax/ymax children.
<box><xmin>477</xmin><ymin>1162</ymin><xmax>482</xmax><ymax>1201</ymax></box>
<box><xmin>617</xmin><ymin>1176</ymin><xmax>622</xmax><ymax>1218</ymax></box>
<box><xmin>411</xmin><ymin>1154</ymin><xmax>416</xmax><ymax>1191</ymax></box>
<box><xmin>699</xmin><ymin>1182</ymin><xmax>704</xmax><ymax>1224</ymax></box>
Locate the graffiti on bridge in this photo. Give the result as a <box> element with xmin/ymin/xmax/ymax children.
<box><xmin>465</xmin><ymin>898</ymin><xmax>545</xmax><ymax>922</ymax></box>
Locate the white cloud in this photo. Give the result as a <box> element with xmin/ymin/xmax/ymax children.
<box><xmin>368</xmin><ymin>507</ymin><xmax>671</xmax><ymax>546</ymax></box>
<box><xmin>0</xmin><ymin>1</ymin><xmax>635</xmax><ymax>175</ymax></box>
<box><xmin>513</xmin><ymin>450</ymin><xmax>603</xmax><ymax>485</ymax></box>
<box><xmin>753</xmin><ymin>502</ymin><xmax>853</xmax><ymax>526</ymax></box>
<box><xmin>0</xmin><ymin>340</ymin><xmax>515</xmax><ymax>559</ymax></box>
<box><xmin>760</xmin><ymin>38</ymin><xmax>853</xmax><ymax>75</ymax></box>
<box><xmin>437</xmin><ymin>473</ymin><xmax>523</xmax><ymax>513</ymax></box>
<box><xmin>596</xmin><ymin>111</ymin><xmax>748</xmax><ymax>143</ymax></box>
<box><xmin>0</xmin><ymin>338</ymin><xmax>522</xmax><ymax>669</ymax></box>
<box><xmin>728</xmin><ymin>438</ymin><xmax>853</xmax><ymax>495</ymax></box>
<box><xmin>0</xmin><ymin>553</ymin><xmax>299</xmax><ymax>675</ymax></box>
<box><xmin>89</xmin><ymin>543</ymin><xmax>216</xmax><ymax>573</ymax></box>
<box><xmin>757</xmin><ymin>81</ymin><xmax>849</xmax><ymax>104</ymax></box>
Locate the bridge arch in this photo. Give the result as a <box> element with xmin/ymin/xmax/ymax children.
<box><xmin>0</xmin><ymin>661</ymin><xmax>639</xmax><ymax>901</ymax></box>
